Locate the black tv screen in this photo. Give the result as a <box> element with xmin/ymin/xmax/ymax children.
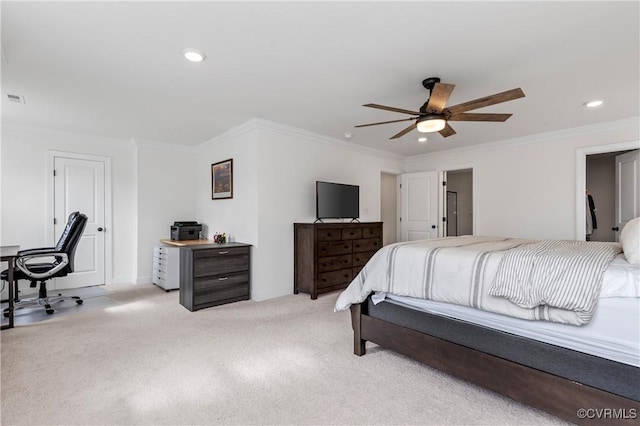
<box><xmin>316</xmin><ymin>181</ymin><xmax>359</xmax><ymax>220</ymax></box>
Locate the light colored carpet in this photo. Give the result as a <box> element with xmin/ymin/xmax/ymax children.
<box><xmin>1</xmin><ymin>285</ymin><xmax>118</xmax><ymax>326</ymax></box>
<box><xmin>1</xmin><ymin>284</ymin><xmax>566</xmax><ymax>425</ymax></box>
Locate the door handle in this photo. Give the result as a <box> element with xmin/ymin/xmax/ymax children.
<box><xmin>97</xmin><ymin>227</ymin><xmax>104</xmax><ymax>232</ymax></box>
<box><xmin>431</xmin><ymin>225</ymin><xmax>436</xmax><ymax>229</ymax></box>
<box><xmin>612</xmin><ymin>227</ymin><xmax>620</xmax><ymax>232</ymax></box>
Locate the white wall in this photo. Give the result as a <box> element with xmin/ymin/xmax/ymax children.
<box><xmin>0</xmin><ymin>125</ymin><xmax>200</xmax><ymax>292</ymax></box>
<box><xmin>405</xmin><ymin>118</ymin><xmax>640</xmax><ymax>240</ymax></box>
<box><xmin>196</xmin><ymin>119</ymin><xmax>404</xmax><ymax>301</ymax></box>
<box><xmin>0</xmin><ymin>124</ymin><xmax>137</xmax><ymax>285</ymax></box>
<box><xmin>135</xmin><ymin>140</ymin><xmax>197</xmax><ymax>283</ymax></box>
<box><xmin>6</xmin><ymin>117</ymin><xmax>637</xmax><ymax>301</ymax></box>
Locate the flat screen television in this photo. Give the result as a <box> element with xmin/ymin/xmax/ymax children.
<box><xmin>316</xmin><ymin>181</ymin><xmax>359</xmax><ymax>220</ymax></box>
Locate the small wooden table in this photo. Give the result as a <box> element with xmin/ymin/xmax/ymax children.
<box><xmin>1</xmin><ymin>245</ymin><xmax>19</xmax><ymax>330</ymax></box>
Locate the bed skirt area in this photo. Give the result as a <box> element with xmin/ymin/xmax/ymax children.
<box><xmin>351</xmin><ymin>296</ymin><xmax>640</xmax><ymax>425</ymax></box>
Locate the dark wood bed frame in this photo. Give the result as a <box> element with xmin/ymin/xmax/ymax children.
<box><xmin>350</xmin><ymin>302</ymin><xmax>640</xmax><ymax>425</ymax></box>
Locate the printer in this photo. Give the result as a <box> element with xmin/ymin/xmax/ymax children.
<box><xmin>170</xmin><ymin>221</ymin><xmax>202</xmax><ymax>241</ymax></box>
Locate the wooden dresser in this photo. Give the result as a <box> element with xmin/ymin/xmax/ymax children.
<box><xmin>179</xmin><ymin>242</ymin><xmax>251</xmax><ymax>311</ymax></box>
<box><xmin>294</xmin><ymin>222</ymin><xmax>383</xmax><ymax>299</ymax></box>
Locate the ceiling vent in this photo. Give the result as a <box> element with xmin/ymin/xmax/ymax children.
<box><xmin>6</xmin><ymin>93</ymin><xmax>25</xmax><ymax>104</ymax></box>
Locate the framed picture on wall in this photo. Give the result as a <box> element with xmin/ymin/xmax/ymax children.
<box><xmin>211</xmin><ymin>159</ymin><xmax>233</xmax><ymax>200</ymax></box>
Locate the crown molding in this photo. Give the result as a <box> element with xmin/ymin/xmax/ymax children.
<box><xmin>195</xmin><ymin>117</ymin><xmax>404</xmax><ymax>162</ymax></box>
<box><xmin>194</xmin><ymin>119</ymin><xmax>259</xmax><ymax>153</ymax></box>
<box><xmin>406</xmin><ymin>117</ymin><xmax>640</xmax><ymax>164</ymax></box>
<box><xmin>252</xmin><ymin>118</ymin><xmax>406</xmax><ymax>161</ymax></box>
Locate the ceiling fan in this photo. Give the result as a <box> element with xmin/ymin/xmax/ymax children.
<box><xmin>355</xmin><ymin>77</ymin><xmax>525</xmax><ymax>139</ymax></box>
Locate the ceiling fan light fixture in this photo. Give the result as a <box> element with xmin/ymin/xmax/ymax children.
<box><xmin>416</xmin><ymin>115</ymin><xmax>446</xmax><ymax>133</ymax></box>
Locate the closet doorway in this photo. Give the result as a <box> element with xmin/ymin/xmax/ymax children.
<box><xmin>443</xmin><ymin>169</ymin><xmax>473</xmax><ymax>236</ymax></box>
<box><xmin>586</xmin><ymin>149</ymin><xmax>639</xmax><ymax>242</ymax></box>
<box><xmin>577</xmin><ymin>141</ymin><xmax>639</xmax><ymax>241</ymax></box>
<box><xmin>380</xmin><ymin>171</ymin><xmax>399</xmax><ymax>246</ymax></box>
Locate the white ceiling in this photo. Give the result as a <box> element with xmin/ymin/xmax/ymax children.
<box><xmin>2</xmin><ymin>1</ymin><xmax>639</xmax><ymax>157</ymax></box>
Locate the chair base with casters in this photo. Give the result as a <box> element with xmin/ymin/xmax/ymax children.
<box><xmin>2</xmin><ymin>280</ymin><xmax>83</xmax><ymax>317</ymax></box>
<box><xmin>1</xmin><ymin>269</ymin><xmax>84</xmax><ymax>317</ymax></box>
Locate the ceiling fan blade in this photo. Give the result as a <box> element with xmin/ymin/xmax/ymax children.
<box><xmin>424</xmin><ymin>83</ymin><xmax>455</xmax><ymax>113</ymax></box>
<box><xmin>390</xmin><ymin>124</ymin><xmax>416</xmax><ymax>139</ymax></box>
<box><xmin>354</xmin><ymin>117</ymin><xmax>417</xmax><ymax>128</ymax></box>
<box><xmin>445</xmin><ymin>88</ymin><xmax>525</xmax><ymax>115</ymax></box>
<box><xmin>439</xmin><ymin>123</ymin><xmax>457</xmax><ymax>138</ymax></box>
<box><xmin>363</xmin><ymin>103</ymin><xmax>421</xmax><ymax>115</ymax></box>
<box><xmin>448</xmin><ymin>113</ymin><xmax>513</xmax><ymax>122</ymax></box>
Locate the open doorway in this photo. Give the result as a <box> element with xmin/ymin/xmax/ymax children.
<box><xmin>586</xmin><ymin>149</ymin><xmax>639</xmax><ymax>242</ymax></box>
<box><xmin>380</xmin><ymin>172</ymin><xmax>399</xmax><ymax>246</ymax></box>
<box><xmin>577</xmin><ymin>141</ymin><xmax>639</xmax><ymax>241</ymax></box>
<box><xmin>444</xmin><ymin>169</ymin><xmax>473</xmax><ymax>236</ymax></box>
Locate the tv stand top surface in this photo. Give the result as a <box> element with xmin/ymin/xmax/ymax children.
<box><xmin>295</xmin><ymin>221</ymin><xmax>382</xmax><ymax>228</ymax></box>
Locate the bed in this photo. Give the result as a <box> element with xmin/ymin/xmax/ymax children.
<box><xmin>334</xmin><ymin>235</ymin><xmax>640</xmax><ymax>425</ymax></box>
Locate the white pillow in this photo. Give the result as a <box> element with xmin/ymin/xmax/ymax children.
<box><xmin>620</xmin><ymin>217</ymin><xmax>640</xmax><ymax>264</ymax></box>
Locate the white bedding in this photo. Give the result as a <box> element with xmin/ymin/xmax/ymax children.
<box><xmin>334</xmin><ymin>236</ymin><xmax>625</xmax><ymax>325</ymax></box>
<box><xmin>378</xmin><ymin>292</ymin><xmax>640</xmax><ymax>367</ymax></box>
<box><xmin>601</xmin><ymin>253</ymin><xmax>640</xmax><ymax>298</ymax></box>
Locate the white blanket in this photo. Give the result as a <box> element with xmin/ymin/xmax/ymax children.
<box><xmin>334</xmin><ymin>236</ymin><xmax>620</xmax><ymax>325</ymax></box>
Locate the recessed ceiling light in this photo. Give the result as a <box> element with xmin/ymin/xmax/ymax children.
<box><xmin>344</xmin><ymin>132</ymin><xmax>352</xmax><ymax>139</ymax></box>
<box><xmin>418</xmin><ymin>137</ymin><xmax>428</xmax><ymax>143</ymax></box>
<box><xmin>182</xmin><ymin>48</ymin><xmax>206</xmax><ymax>62</ymax></box>
<box><xmin>583</xmin><ymin>100</ymin><xmax>604</xmax><ymax>108</ymax></box>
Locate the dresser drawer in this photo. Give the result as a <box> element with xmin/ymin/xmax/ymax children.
<box><xmin>317</xmin><ymin>240</ymin><xmax>352</xmax><ymax>256</ymax></box>
<box><xmin>317</xmin><ymin>269</ymin><xmax>352</xmax><ymax>289</ymax></box>
<box><xmin>316</xmin><ymin>228</ymin><xmax>342</xmax><ymax>241</ymax></box>
<box><xmin>194</xmin><ymin>271</ymin><xmax>249</xmax><ymax>291</ymax></box>
<box><xmin>153</xmin><ymin>268</ymin><xmax>167</xmax><ymax>280</ymax></box>
<box><xmin>362</xmin><ymin>226</ymin><xmax>382</xmax><ymax>238</ymax></box>
<box><xmin>341</xmin><ymin>228</ymin><xmax>362</xmax><ymax>240</ymax></box>
<box><xmin>353</xmin><ymin>250</ymin><xmax>376</xmax><ymax>267</ymax></box>
<box><xmin>194</xmin><ymin>281</ymin><xmax>249</xmax><ymax>305</ymax></box>
<box><xmin>193</xmin><ymin>251</ymin><xmax>249</xmax><ymax>277</ymax></box>
<box><xmin>194</xmin><ymin>246</ymin><xmax>249</xmax><ymax>258</ymax></box>
<box><xmin>353</xmin><ymin>238</ymin><xmax>381</xmax><ymax>253</ymax></box>
<box><xmin>317</xmin><ymin>254</ymin><xmax>352</xmax><ymax>273</ymax></box>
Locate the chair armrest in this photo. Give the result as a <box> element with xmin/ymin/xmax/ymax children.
<box><xmin>16</xmin><ymin>252</ymin><xmax>69</xmax><ymax>280</ymax></box>
<box><xmin>17</xmin><ymin>247</ymin><xmax>57</xmax><ymax>256</ymax></box>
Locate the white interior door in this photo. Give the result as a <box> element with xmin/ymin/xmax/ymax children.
<box><xmin>53</xmin><ymin>156</ymin><xmax>106</xmax><ymax>289</ymax></box>
<box><xmin>400</xmin><ymin>171</ymin><xmax>439</xmax><ymax>241</ymax></box>
<box><xmin>615</xmin><ymin>150</ymin><xmax>640</xmax><ymax>240</ymax></box>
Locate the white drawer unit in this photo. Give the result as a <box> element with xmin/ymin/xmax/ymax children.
<box><xmin>152</xmin><ymin>245</ymin><xmax>180</xmax><ymax>291</ymax></box>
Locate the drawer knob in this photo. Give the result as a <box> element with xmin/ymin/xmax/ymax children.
<box><xmin>218</xmin><ymin>277</ymin><xmax>229</xmax><ymax>281</ymax></box>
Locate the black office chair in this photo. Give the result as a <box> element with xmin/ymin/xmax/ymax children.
<box><xmin>2</xmin><ymin>212</ymin><xmax>88</xmax><ymax>316</ymax></box>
